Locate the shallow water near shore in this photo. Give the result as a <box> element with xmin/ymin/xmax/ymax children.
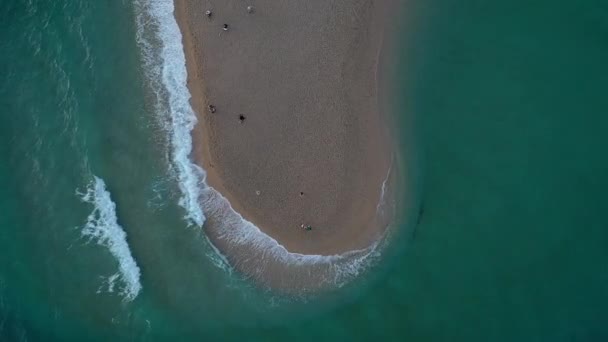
<box><xmin>2</xmin><ymin>0</ymin><xmax>608</xmax><ymax>341</ymax></box>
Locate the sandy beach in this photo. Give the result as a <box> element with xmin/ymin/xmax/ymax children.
<box><xmin>175</xmin><ymin>0</ymin><xmax>396</xmax><ymax>272</ymax></box>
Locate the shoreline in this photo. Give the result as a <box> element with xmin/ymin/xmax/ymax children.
<box><xmin>174</xmin><ymin>0</ymin><xmax>402</xmax><ymax>290</ymax></box>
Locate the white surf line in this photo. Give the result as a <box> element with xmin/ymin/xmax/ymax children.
<box><xmin>200</xmin><ymin>187</ymin><xmax>386</xmax><ymax>288</ymax></box>
<box><xmin>79</xmin><ymin>176</ymin><xmax>142</xmax><ymax>301</ymax></box>
<box><xmin>133</xmin><ymin>0</ymin><xmax>206</xmax><ymax>227</ymax></box>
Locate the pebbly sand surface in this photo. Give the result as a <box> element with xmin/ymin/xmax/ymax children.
<box><xmin>175</xmin><ymin>0</ymin><xmax>395</xmax><ymax>259</ymax></box>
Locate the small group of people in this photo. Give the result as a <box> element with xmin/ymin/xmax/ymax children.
<box><xmin>300</xmin><ymin>224</ymin><xmax>312</xmax><ymax>231</ymax></box>
<box><xmin>208</xmin><ymin>104</ymin><xmax>247</xmax><ymax>124</ymax></box>
<box><xmin>204</xmin><ymin>5</ymin><xmax>255</xmax><ymax>32</ymax></box>
<box><xmin>204</xmin><ymin>10</ymin><xmax>229</xmax><ymax>31</ymax></box>
<box><xmin>205</xmin><ymin>5</ymin><xmax>256</xmax><ymax>122</ymax></box>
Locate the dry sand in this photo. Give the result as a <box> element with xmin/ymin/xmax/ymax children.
<box><xmin>175</xmin><ymin>0</ymin><xmax>395</xmax><ymax>257</ymax></box>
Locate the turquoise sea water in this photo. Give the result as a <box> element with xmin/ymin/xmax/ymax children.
<box><xmin>1</xmin><ymin>0</ymin><xmax>608</xmax><ymax>341</ymax></box>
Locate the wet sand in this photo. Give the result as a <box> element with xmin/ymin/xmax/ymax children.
<box><xmin>175</xmin><ymin>0</ymin><xmax>395</xmax><ymax>257</ymax></box>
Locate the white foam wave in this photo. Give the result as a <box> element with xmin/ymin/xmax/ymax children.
<box><xmin>201</xmin><ymin>187</ymin><xmax>385</xmax><ymax>288</ymax></box>
<box><xmin>79</xmin><ymin>176</ymin><xmax>142</xmax><ymax>301</ymax></box>
<box><xmin>133</xmin><ymin>0</ymin><xmax>206</xmax><ymax>227</ymax></box>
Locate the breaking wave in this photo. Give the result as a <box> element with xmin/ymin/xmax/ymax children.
<box><xmin>133</xmin><ymin>0</ymin><xmax>206</xmax><ymax>227</ymax></box>
<box><xmin>79</xmin><ymin>176</ymin><xmax>142</xmax><ymax>301</ymax></box>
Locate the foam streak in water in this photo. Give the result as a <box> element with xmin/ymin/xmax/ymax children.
<box><xmin>79</xmin><ymin>176</ymin><xmax>142</xmax><ymax>301</ymax></box>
